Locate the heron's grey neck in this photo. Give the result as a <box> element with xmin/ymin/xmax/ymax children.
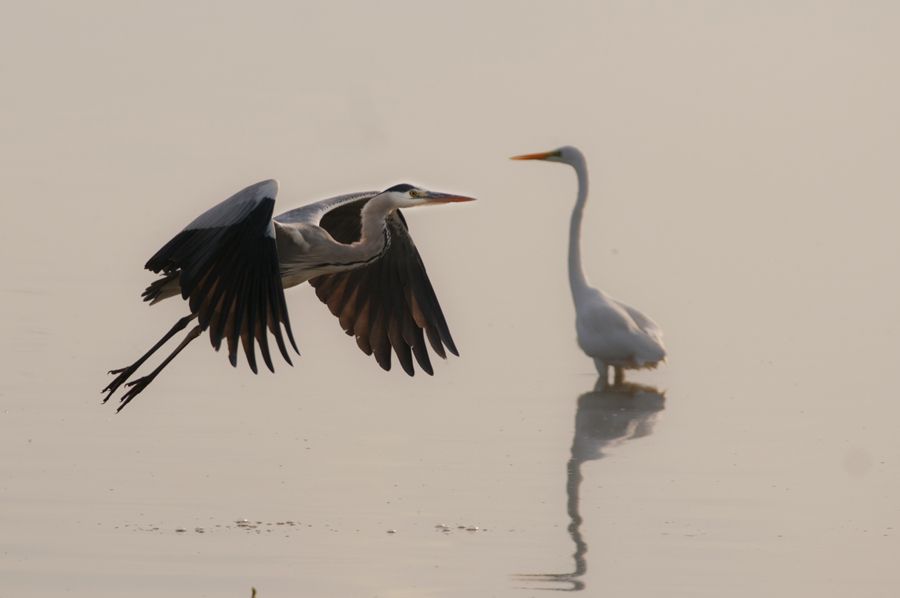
<box><xmin>350</xmin><ymin>193</ymin><xmax>395</xmax><ymax>258</ymax></box>
<box><xmin>568</xmin><ymin>156</ymin><xmax>591</xmax><ymax>300</ymax></box>
<box><xmin>310</xmin><ymin>194</ymin><xmax>393</xmax><ymax>271</ymax></box>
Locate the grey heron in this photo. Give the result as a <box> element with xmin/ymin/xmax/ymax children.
<box><xmin>103</xmin><ymin>180</ymin><xmax>475</xmax><ymax>411</ymax></box>
<box><xmin>512</xmin><ymin>146</ymin><xmax>666</xmax><ymax>386</ymax></box>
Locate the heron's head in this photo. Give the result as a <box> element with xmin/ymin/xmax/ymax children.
<box><xmin>510</xmin><ymin>145</ymin><xmax>584</xmax><ymax>167</ymax></box>
<box><xmin>379</xmin><ymin>183</ymin><xmax>476</xmax><ymax>208</ymax></box>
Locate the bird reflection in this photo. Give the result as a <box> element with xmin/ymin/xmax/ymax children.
<box><xmin>515</xmin><ymin>381</ymin><xmax>665</xmax><ymax>592</ymax></box>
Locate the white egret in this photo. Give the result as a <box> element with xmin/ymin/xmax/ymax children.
<box><xmin>512</xmin><ymin>146</ymin><xmax>666</xmax><ymax>386</ymax></box>
<box><xmin>103</xmin><ymin>180</ymin><xmax>475</xmax><ymax>411</ymax></box>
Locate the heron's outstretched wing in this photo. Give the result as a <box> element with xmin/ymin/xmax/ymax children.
<box><xmin>143</xmin><ymin>179</ymin><xmax>298</xmax><ymax>373</ymax></box>
<box><xmin>309</xmin><ymin>199</ymin><xmax>458</xmax><ymax>375</ymax></box>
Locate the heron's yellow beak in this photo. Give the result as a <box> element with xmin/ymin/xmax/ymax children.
<box><xmin>424</xmin><ymin>191</ymin><xmax>476</xmax><ymax>203</ymax></box>
<box><xmin>510</xmin><ymin>151</ymin><xmax>556</xmax><ymax>161</ymax></box>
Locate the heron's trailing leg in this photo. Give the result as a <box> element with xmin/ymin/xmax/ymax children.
<box><xmin>116</xmin><ymin>324</ymin><xmax>203</xmax><ymax>412</ymax></box>
<box><xmin>102</xmin><ymin>314</ymin><xmax>199</xmax><ymax>402</ymax></box>
<box><xmin>614</xmin><ymin>366</ymin><xmax>625</xmax><ymax>385</ymax></box>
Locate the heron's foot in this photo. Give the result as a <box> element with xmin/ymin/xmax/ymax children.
<box><xmin>116</xmin><ymin>374</ymin><xmax>157</xmax><ymax>412</ymax></box>
<box><xmin>102</xmin><ymin>366</ymin><xmax>140</xmax><ymax>403</ymax></box>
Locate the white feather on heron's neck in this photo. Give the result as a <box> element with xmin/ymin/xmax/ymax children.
<box><xmin>566</xmin><ymin>149</ymin><xmax>592</xmax><ymax>304</ymax></box>
<box><xmin>353</xmin><ymin>191</ymin><xmax>397</xmax><ymax>254</ymax></box>
<box><xmin>307</xmin><ymin>192</ymin><xmax>396</xmax><ymax>270</ymax></box>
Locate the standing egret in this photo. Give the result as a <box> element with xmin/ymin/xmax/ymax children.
<box><xmin>103</xmin><ymin>180</ymin><xmax>475</xmax><ymax>411</ymax></box>
<box><xmin>512</xmin><ymin>146</ymin><xmax>665</xmax><ymax>386</ymax></box>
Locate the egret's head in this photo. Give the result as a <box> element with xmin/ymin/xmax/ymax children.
<box><xmin>380</xmin><ymin>183</ymin><xmax>476</xmax><ymax>208</ymax></box>
<box><xmin>511</xmin><ymin>145</ymin><xmax>584</xmax><ymax>166</ymax></box>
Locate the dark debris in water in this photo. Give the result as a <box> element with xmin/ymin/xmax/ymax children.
<box><xmin>435</xmin><ymin>523</ymin><xmax>487</xmax><ymax>534</ymax></box>
<box><xmin>114</xmin><ymin>519</ymin><xmax>307</xmax><ymax>536</ymax></box>
<box><xmin>112</xmin><ymin>519</ymin><xmax>490</xmax><ymax>536</ymax></box>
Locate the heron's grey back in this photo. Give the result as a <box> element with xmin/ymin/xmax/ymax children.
<box><xmin>274</xmin><ymin>191</ymin><xmax>378</xmax><ymax>226</ymax></box>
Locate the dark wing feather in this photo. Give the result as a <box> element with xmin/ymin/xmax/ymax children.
<box><xmin>309</xmin><ymin>201</ymin><xmax>458</xmax><ymax>376</ymax></box>
<box><xmin>143</xmin><ymin>182</ymin><xmax>298</xmax><ymax>373</ymax></box>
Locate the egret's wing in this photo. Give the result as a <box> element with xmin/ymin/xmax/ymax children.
<box><xmin>308</xmin><ymin>200</ymin><xmax>458</xmax><ymax>375</ymax></box>
<box><xmin>144</xmin><ymin>179</ymin><xmax>298</xmax><ymax>373</ymax></box>
<box><xmin>615</xmin><ymin>300</ymin><xmax>663</xmax><ymax>340</ymax></box>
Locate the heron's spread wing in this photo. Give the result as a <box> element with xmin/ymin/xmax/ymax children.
<box><xmin>143</xmin><ymin>179</ymin><xmax>298</xmax><ymax>373</ymax></box>
<box><xmin>309</xmin><ymin>200</ymin><xmax>458</xmax><ymax>375</ymax></box>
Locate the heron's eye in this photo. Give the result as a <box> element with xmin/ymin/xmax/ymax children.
<box><xmin>409</xmin><ymin>189</ymin><xmax>422</xmax><ymax>198</ymax></box>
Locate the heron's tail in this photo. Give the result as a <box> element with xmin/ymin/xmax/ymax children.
<box><xmin>142</xmin><ymin>272</ymin><xmax>180</xmax><ymax>304</ymax></box>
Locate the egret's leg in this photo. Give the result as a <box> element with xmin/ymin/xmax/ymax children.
<box><xmin>593</xmin><ymin>358</ymin><xmax>608</xmax><ymax>389</ymax></box>
<box><xmin>614</xmin><ymin>366</ymin><xmax>625</xmax><ymax>385</ymax></box>
<box><xmin>116</xmin><ymin>324</ymin><xmax>203</xmax><ymax>412</ymax></box>
<box><xmin>103</xmin><ymin>314</ymin><xmax>198</xmax><ymax>402</ymax></box>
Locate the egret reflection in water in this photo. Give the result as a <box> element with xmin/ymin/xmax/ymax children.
<box><xmin>515</xmin><ymin>381</ymin><xmax>665</xmax><ymax>591</ymax></box>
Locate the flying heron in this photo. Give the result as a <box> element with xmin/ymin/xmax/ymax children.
<box><xmin>512</xmin><ymin>146</ymin><xmax>666</xmax><ymax>386</ymax></box>
<box><xmin>103</xmin><ymin>179</ymin><xmax>475</xmax><ymax>411</ymax></box>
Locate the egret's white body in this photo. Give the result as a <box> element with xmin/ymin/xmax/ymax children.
<box><xmin>513</xmin><ymin>146</ymin><xmax>666</xmax><ymax>385</ymax></box>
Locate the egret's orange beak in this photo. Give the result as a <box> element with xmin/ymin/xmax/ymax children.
<box><xmin>510</xmin><ymin>151</ymin><xmax>556</xmax><ymax>161</ymax></box>
<box><xmin>424</xmin><ymin>191</ymin><xmax>477</xmax><ymax>203</ymax></box>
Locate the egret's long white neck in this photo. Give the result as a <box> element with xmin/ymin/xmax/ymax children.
<box><xmin>568</xmin><ymin>154</ymin><xmax>591</xmax><ymax>302</ymax></box>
